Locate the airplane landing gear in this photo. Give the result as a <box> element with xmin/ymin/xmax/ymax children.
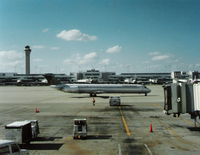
<box><xmin>90</xmin><ymin>93</ymin><xmax>97</xmax><ymax>97</ymax></box>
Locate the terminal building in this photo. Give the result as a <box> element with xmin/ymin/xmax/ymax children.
<box><xmin>70</xmin><ymin>69</ymin><xmax>171</xmax><ymax>84</ymax></box>
<box><xmin>0</xmin><ymin>73</ymin><xmax>71</xmax><ymax>86</ymax></box>
<box><xmin>70</xmin><ymin>69</ymin><xmax>116</xmax><ymax>83</ymax></box>
<box><xmin>171</xmin><ymin>71</ymin><xmax>200</xmax><ymax>83</ymax></box>
<box><xmin>119</xmin><ymin>72</ymin><xmax>172</xmax><ymax>84</ymax></box>
<box><xmin>0</xmin><ymin>73</ymin><xmax>48</xmax><ymax>86</ymax></box>
<box><xmin>0</xmin><ymin>45</ymin><xmax>173</xmax><ymax>85</ymax></box>
<box><xmin>3</xmin><ymin>69</ymin><xmax>200</xmax><ymax>86</ymax></box>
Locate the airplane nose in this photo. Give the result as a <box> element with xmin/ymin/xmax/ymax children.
<box><xmin>147</xmin><ymin>88</ymin><xmax>151</xmax><ymax>93</ymax></box>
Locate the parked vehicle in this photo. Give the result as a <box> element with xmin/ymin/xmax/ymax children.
<box><xmin>26</xmin><ymin>120</ymin><xmax>40</xmax><ymax>139</ymax></box>
<box><xmin>73</xmin><ymin>119</ymin><xmax>87</xmax><ymax>139</ymax></box>
<box><xmin>109</xmin><ymin>96</ymin><xmax>121</xmax><ymax>106</ymax></box>
<box><xmin>0</xmin><ymin>140</ymin><xmax>29</xmax><ymax>155</ymax></box>
<box><xmin>5</xmin><ymin>120</ymin><xmax>39</xmax><ymax>144</ymax></box>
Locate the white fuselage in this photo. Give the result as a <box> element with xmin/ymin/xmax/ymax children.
<box><xmin>53</xmin><ymin>84</ymin><xmax>151</xmax><ymax>96</ymax></box>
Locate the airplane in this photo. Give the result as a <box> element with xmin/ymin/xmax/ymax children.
<box><xmin>52</xmin><ymin>83</ymin><xmax>151</xmax><ymax>97</ymax></box>
<box><xmin>124</xmin><ymin>78</ymin><xmax>136</xmax><ymax>84</ymax></box>
<box><xmin>17</xmin><ymin>76</ymin><xmax>48</xmax><ymax>86</ymax></box>
<box><xmin>76</xmin><ymin>78</ymin><xmax>92</xmax><ymax>83</ymax></box>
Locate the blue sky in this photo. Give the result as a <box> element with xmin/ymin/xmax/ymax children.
<box><xmin>0</xmin><ymin>0</ymin><xmax>200</xmax><ymax>74</ymax></box>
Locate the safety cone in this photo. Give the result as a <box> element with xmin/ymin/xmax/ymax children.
<box><xmin>149</xmin><ymin>123</ymin><xmax>153</xmax><ymax>132</ymax></box>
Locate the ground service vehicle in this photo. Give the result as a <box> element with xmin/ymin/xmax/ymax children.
<box><xmin>73</xmin><ymin>119</ymin><xmax>87</xmax><ymax>139</ymax></box>
<box><xmin>5</xmin><ymin>120</ymin><xmax>39</xmax><ymax>144</ymax></box>
<box><xmin>0</xmin><ymin>140</ymin><xmax>29</xmax><ymax>155</ymax></box>
<box><xmin>27</xmin><ymin>120</ymin><xmax>40</xmax><ymax>139</ymax></box>
<box><xmin>109</xmin><ymin>96</ymin><xmax>121</xmax><ymax>106</ymax></box>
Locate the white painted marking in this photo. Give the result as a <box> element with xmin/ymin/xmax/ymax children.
<box><xmin>118</xmin><ymin>143</ymin><xmax>121</xmax><ymax>155</ymax></box>
<box><xmin>144</xmin><ymin>144</ymin><xmax>152</xmax><ymax>155</ymax></box>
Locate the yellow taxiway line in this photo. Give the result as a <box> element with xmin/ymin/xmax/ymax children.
<box><xmin>119</xmin><ymin>106</ymin><xmax>131</xmax><ymax>136</ymax></box>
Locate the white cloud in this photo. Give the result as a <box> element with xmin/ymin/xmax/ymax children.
<box><xmin>83</xmin><ymin>52</ymin><xmax>96</xmax><ymax>60</ymax></box>
<box><xmin>100</xmin><ymin>58</ymin><xmax>110</xmax><ymax>65</ymax></box>
<box><xmin>32</xmin><ymin>45</ymin><xmax>60</xmax><ymax>50</ymax></box>
<box><xmin>149</xmin><ymin>51</ymin><xmax>170</xmax><ymax>61</ymax></box>
<box><xmin>64</xmin><ymin>52</ymin><xmax>97</xmax><ymax>65</ymax></box>
<box><xmin>106</xmin><ymin>45</ymin><xmax>122</xmax><ymax>54</ymax></box>
<box><xmin>0</xmin><ymin>50</ymin><xmax>23</xmax><ymax>71</ymax></box>
<box><xmin>80</xmin><ymin>52</ymin><xmax>97</xmax><ymax>64</ymax></box>
<box><xmin>57</xmin><ymin>29</ymin><xmax>97</xmax><ymax>41</ymax></box>
<box><xmin>32</xmin><ymin>45</ymin><xmax>45</xmax><ymax>49</ymax></box>
<box><xmin>42</xmin><ymin>28</ymin><xmax>49</xmax><ymax>32</ymax></box>
<box><xmin>151</xmin><ymin>55</ymin><xmax>170</xmax><ymax>61</ymax></box>
<box><xmin>50</xmin><ymin>47</ymin><xmax>60</xmax><ymax>50</ymax></box>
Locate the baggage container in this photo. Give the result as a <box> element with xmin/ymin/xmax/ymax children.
<box><xmin>73</xmin><ymin>119</ymin><xmax>87</xmax><ymax>139</ymax></box>
<box><xmin>109</xmin><ymin>96</ymin><xmax>121</xmax><ymax>106</ymax></box>
<box><xmin>5</xmin><ymin>121</ymin><xmax>32</xmax><ymax>144</ymax></box>
<box><xmin>27</xmin><ymin>120</ymin><xmax>40</xmax><ymax>139</ymax></box>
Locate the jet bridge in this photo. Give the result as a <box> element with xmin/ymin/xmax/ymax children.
<box><xmin>163</xmin><ymin>82</ymin><xmax>200</xmax><ymax>126</ymax></box>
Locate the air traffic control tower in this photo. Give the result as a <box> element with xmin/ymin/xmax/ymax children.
<box><xmin>24</xmin><ymin>45</ymin><xmax>31</xmax><ymax>75</ymax></box>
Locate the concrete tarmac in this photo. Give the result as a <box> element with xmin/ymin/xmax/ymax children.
<box><xmin>0</xmin><ymin>85</ymin><xmax>200</xmax><ymax>155</ymax></box>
